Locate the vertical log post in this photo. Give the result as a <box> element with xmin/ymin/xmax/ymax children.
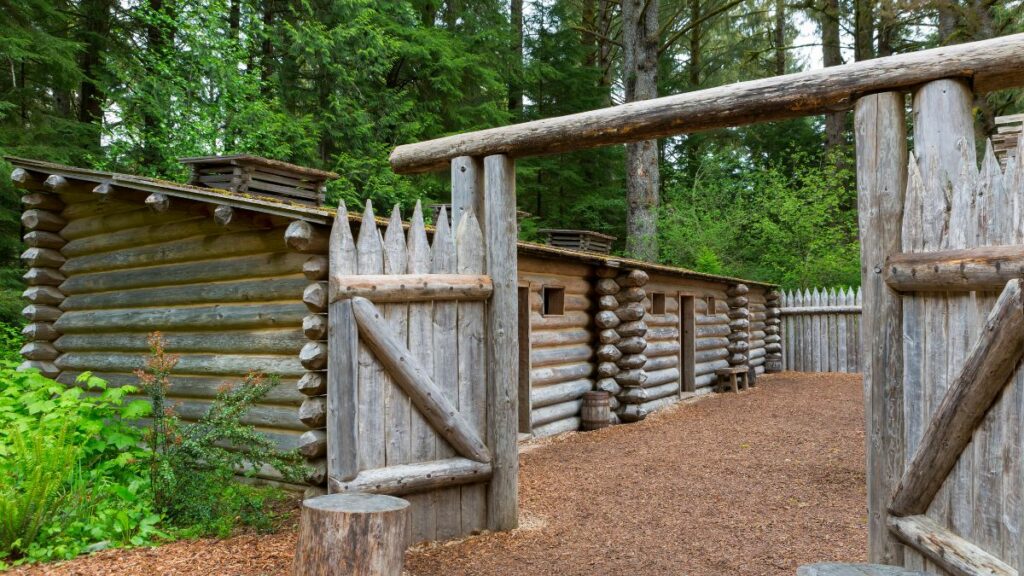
<box><xmin>483</xmin><ymin>154</ymin><xmax>519</xmax><ymax>531</ymax></box>
<box><xmin>293</xmin><ymin>493</ymin><xmax>409</xmax><ymax>576</ymax></box>
<box><xmin>855</xmin><ymin>91</ymin><xmax>907</xmax><ymax>566</ymax></box>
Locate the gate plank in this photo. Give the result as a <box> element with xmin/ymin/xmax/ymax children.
<box><xmin>406</xmin><ymin>201</ymin><xmax>437</xmax><ymax>542</ymax></box>
<box><xmin>328</xmin><ymin>202</ymin><xmax>359</xmax><ymax>483</ymax></box>
<box><xmin>329</xmin><ymin>458</ymin><xmax>492</xmax><ymax>497</ymax></box>
<box><xmin>351</xmin><ymin>296</ymin><xmax>491</xmax><ymax>464</ymax></box>
<box><xmin>431</xmin><ymin>206</ymin><xmax>462</xmax><ymax>539</ymax></box>
<box><xmin>456</xmin><ymin>207</ymin><xmax>488</xmax><ymax>533</ymax></box>
<box><xmin>890</xmin><ymin>279</ymin><xmax>1024</xmax><ymax>517</ymax></box>
<box><xmin>383</xmin><ymin>206</ymin><xmax>411</xmax><ymax>473</ymax></box>
<box><xmin>356</xmin><ymin>202</ymin><xmax>386</xmax><ymax>471</ymax></box>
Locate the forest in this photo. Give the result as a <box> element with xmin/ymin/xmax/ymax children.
<box><xmin>2</xmin><ymin>0</ymin><xmax>1023</xmax><ymax>324</ymax></box>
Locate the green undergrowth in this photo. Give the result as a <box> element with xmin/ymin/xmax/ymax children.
<box><xmin>0</xmin><ymin>331</ymin><xmax>305</xmax><ymax>568</ymax></box>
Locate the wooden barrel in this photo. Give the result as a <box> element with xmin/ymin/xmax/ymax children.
<box><xmin>581</xmin><ymin>390</ymin><xmax>611</xmax><ymax>430</ymax></box>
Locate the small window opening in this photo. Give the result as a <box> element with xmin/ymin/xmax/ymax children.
<box><xmin>652</xmin><ymin>293</ymin><xmax>666</xmax><ymax>315</ymax></box>
<box><xmin>542</xmin><ymin>286</ymin><xmax>565</xmax><ymax>316</ymax></box>
<box><xmin>706</xmin><ymin>296</ymin><xmax>717</xmax><ymax>315</ymax></box>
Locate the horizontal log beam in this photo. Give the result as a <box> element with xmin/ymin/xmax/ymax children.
<box><xmin>888</xmin><ymin>515</ymin><xmax>1016</xmax><ymax>576</ymax></box>
<box><xmin>780</xmin><ymin>306</ymin><xmax>862</xmax><ymax>315</ymax></box>
<box><xmin>884</xmin><ymin>245</ymin><xmax>1024</xmax><ymax>292</ymax></box>
<box><xmin>351</xmin><ymin>296</ymin><xmax>491</xmax><ymax>464</ymax></box>
<box><xmin>889</xmin><ymin>280</ymin><xmax>1024</xmax><ymax>517</ymax></box>
<box><xmin>328</xmin><ymin>458</ymin><xmax>492</xmax><ymax>496</ymax></box>
<box><xmin>390</xmin><ymin>34</ymin><xmax>1024</xmax><ymax>173</ymax></box>
<box><xmin>331</xmin><ymin>274</ymin><xmax>493</xmax><ymax>302</ymax></box>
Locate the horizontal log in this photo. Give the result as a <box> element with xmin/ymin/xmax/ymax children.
<box><xmin>696</xmin><ymin>348</ymin><xmax>728</xmax><ymax>364</ymax></box>
<box><xmin>305</xmin><ymin>458</ymin><xmax>327</xmax><ymax>485</ymax></box>
<box><xmin>299</xmin><ymin>396</ymin><xmax>327</xmax><ymax>428</ymax></box>
<box><xmin>643</xmin><ymin>367</ymin><xmax>680</xmax><ymax>388</ymax></box>
<box><xmin>18</xmin><ymin>360</ymin><xmax>59</xmax><ymax>378</ymax></box>
<box><xmin>885</xmin><ymin>245</ymin><xmax>1024</xmax><ymax>292</ymax></box>
<box><xmin>531</xmin><ymin>416</ymin><xmax>581</xmax><ymax>438</ymax></box>
<box><xmin>298</xmin><ymin>429</ymin><xmax>327</xmax><ymax>458</ymax></box>
<box><xmin>297</xmin><ymin>372</ymin><xmax>325</xmax><ymax>396</ymax></box>
<box><xmin>330</xmin><ymin>274</ymin><xmax>493</xmax><ymax>302</ymax></box>
<box><xmin>299</xmin><ymin>342</ymin><xmax>328</xmax><ymax>370</ymax></box>
<box><xmin>644</xmin><ymin>341</ymin><xmax>680</xmax><ymax>358</ymax></box>
<box><xmin>54</xmin><ymin>329</ymin><xmax>307</xmax><ymax>355</ymax></box>
<box><xmin>23</xmin><ymin>286</ymin><xmax>64</xmax><ymax>306</ymax></box>
<box><xmin>284</xmin><ymin>220</ymin><xmax>329</xmax><ymax>253</ymax></box>
<box><xmin>61</xmin><ymin>214</ymin><xmax>238</xmax><ymax>257</ymax></box>
<box><xmin>55</xmin><ymin>351</ymin><xmax>306</xmax><ymax>377</ymax></box>
<box><xmin>303</xmin><ymin>282</ymin><xmax>328</xmax><ymax>312</ymax></box>
<box><xmin>21</xmin><ymin>192</ymin><xmax>64</xmax><ymax>211</ymax></box>
<box><xmin>61</xmin><ymin>198</ymin><xmax>139</xmax><ymax>220</ymax></box>
<box><xmin>531</xmin><ymin>328</ymin><xmax>591</xmax><ymax>347</ymax></box>
<box><xmin>60</xmin><ymin>252</ymin><xmax>308</xmax><ymax>294</ymax></box>
<box><xmin>145</xmin><ymin>193</ymin><xmax>169</xmax><ymax>213</ymax></box>
<box><xmin>55</xmin><ymin>303</ymin><xmax>306</xmax><ymax>333</ymax></box>
<box><xmin>303</xmin><ymin>255</ymin><xmax>329</xmax><ymax>280</ymax></box>
<box><xmin>532</xmin><ymin>399</ymin><xmax>584</xmax><ymax>427</ymax></box>
<box><xmin>214</xmin><ymin>205</ymin><xmax>234</xmax><ymax>226</ymax></box>
<box><xmin>888</xmin><ymin>515</ymin><xmax>1015</xmax><ymax>576</ymax></box>
<box><xmin>641</xmin><ymin>381</ymin><xmax>680</xmax><ymax>402</ymax></box>
<box><xmin>22</xmin><ymin>322</ymin><xmax>58</xmax><ymax>342</ymax></box>
<box><xmin>695</xmin><ymin>358</ymin><xmax>730</xmax><ymax>377</ymax></box>
<box><xmin>21</xmin><ymin>341</ymin><xmax>59</xmax><ymax>361</ymax></box>
<box><xmin>646</xmin><ymin>326</ymin><xmax>679</xmax><ymax>340</ymax></box>
<box><xmin>531</xmin><ymin>361</ymin><xmax>594</xmax><ymax>386</ymax></box>
<box><xmin>530</xmin><ymin>378</ymin><xmax>592</xmax><ymax>409</ymax></box>
<box><xmin>532</xmin><ymin>310</ymin><xmax>590</xmax><ymax>330</ymax></box>
<box><xmin>696</xmin><ymin>324</ymin><xmax>731</xmax><ymax>338</ymax></box>
<box><xmin>57</xmin><ymin>371</ymin><xmax>305</xmax><ymax>405</ymax></box>
<box><xmin>643</xmin><ymin>355</ymin><xmax>678</xmax><ymax>372</ymax></box>
<box><xmin>21</xmin><ymin>210</ymin><xmax>65</xmax><ymax>233</ymax></box>
<box><xmin>303</xmin><ymin>314</ymin><xmax>327</xmax><ymax>340</ymax></box>
<box><xmin>696</xmin><ymin>313</ymin><xmax>728</xmax><ymax>325</ymax></box>
<box><xmin>530</xmin><ymin>344</ymin><xmax>593</xmax><ymax>368</ymax></box>
<box><xmin>60</xmin><ymin>206</ymin><xmax>205</xmax><ymax>241</ymax></box>
<box><xmin>696</xmin><ymin>336</ymin><xmax>730</xmax><ymax>351</ymax></box>
<box><xmin>390</xmin><ymin>34</ymin><xmax>1024</xmax><ymax>173</ymax></box>
<box><xmin>60</xmin><ymin>277</ymin><xmax>309</xmax><ymax>311</ymax></box>
<box><xmin>11</xmin><ymin>167</ymin><xmax>43</xmax><ymax>189</ymax></box>
<box><xmin>23</xmin><ymin>230</ymin><xmax>65</xmax><ymax>250</ymax></box>
<box><xmin>351</xmin><ymin>296</ymin><xmax>490</xmax><ymax>464</ymax></box>
<box><xmin>23</xmin><ymin>266</ymin><xmax>65</xmax><ymax>284</ymax></box>
<box><xmin>23</xmin><ymin>305</ymin><xmax>61</xmax><ymax>323</ymax></box>
<box><xmin>780</xmin><ymin>306</ymin><xmax>862</xmax><ymax>315</ymax></box>
<box><xmin>890</xmin><ymin>279</ymin><xmax>1024</xmax><ymax>517</ymax></box>
<box><xmin>328</xmin><ymin>458</ymin><xmax>492</xmax><ymax>496</ymax></box>
<box><xmin>60</xmin><ymin>228</ymin><xmax>288</xmax><ymax>275</ymax></box>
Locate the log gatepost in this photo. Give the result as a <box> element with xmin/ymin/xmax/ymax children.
<box><xmin>855</xmin><ymin>91</ymin><xmax>907</xmax><ymax>566</ymax></box>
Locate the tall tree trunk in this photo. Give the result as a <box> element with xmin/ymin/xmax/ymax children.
<box><xmin>77</xmin><ymin>0</ymin><xmax>111</xmax><ymax>153</ymax></box>
<box><xmin>143</xmin><ymin>0</ymin><xmax>173</xmax><ymax>168</ymax></box>
<box><xmin>773</xmin><ymin>0</ymin><xmax>786</xmax><ymax>75</ymax></box>
<box><xmin>596</xmin><ymin>0</ymin><xmax>616</xmax><ymax>105</ymax></box>
<box><xmin>854</xmin><ymin>0</ymin><xmax>875</xmax><ymax>61</ymax></box>
<box><xmin>260</xmin><ymin>0</ymin><xmax>275</xmax><ymax>90</ymax></box>
<box><xmin>622</xmin><ymin>0</ymin><xmax>660</xmax><ymax>261</ymax></box>
<box><xmin>821</xmin><ymin>0</ymin><xmax>845</xmax><ymax>153</ymax></box>
<box><xmin>936</xmin><ymin>0</ymin><xmax>958</xmax><ymax>43</ymax></box>
<box><xmin>509</xmin><ymin>0</ymin><xmax>523</xmax><ymax>118</ymax></box>
<box><xmin>683</xmin><ymin>0</ymin><xmax>702</xmax><ymax>181</ymax></box>
<box><xmin>876</xmin><ymin>0</ymin><xmax>897</xmax><ymax>56</ymax></box>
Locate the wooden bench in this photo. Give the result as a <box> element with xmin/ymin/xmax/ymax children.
<box><xmin>715</xmin><ymin>366</ymin><xmax>750</xmax><ymax>393</ymax></box>
<box><xmin>797</xmin><ymin>563</ymin><xmax>930</xmax><ymax>576</ymax></box>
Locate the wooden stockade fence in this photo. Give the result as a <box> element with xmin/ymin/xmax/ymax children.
<box><xmin>780</xmin><ymin>287</ymin><xmax>862</xmax><ymax>373</ymax></box>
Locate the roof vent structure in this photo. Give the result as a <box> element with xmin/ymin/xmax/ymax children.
<box><xmin>179</xmin><ymin>154</ymin><xmax>338</xmax><ymax>207</ymax></box>
<box><xmin>994</xmin><ymin>114</ymin><xmax>1022</xmax><ymax>170</ymax></box>
<box><xmin>538</xmin><ymin>228</ymin><xmax>616</xmax><ymax>254</ymax></box>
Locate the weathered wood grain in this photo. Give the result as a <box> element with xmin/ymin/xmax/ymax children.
<box><xmin>328</xmin><ymin>202</ymin><xmax>359</xmax><ymax>483</ymax></box>
<box><xmin>889</xmin><ymin>515</ymin><xmax>1016</xmax><ymax>576</ymax></box>
<box><xmin>884</xmin><ymin>245</ymin><xmax>1024</xmax><ymax>292</ymax></box>
<box><xmin>855</xmin><ymin>90</ymin><xmax>907</xmax><ymax>566</ymax></box>
<box><xmin>328</xmin><ymin>458</ymin><xmax>492</xmax><ymax>497</ymax></box>
<box><xmin>391</xmin><ymin>34</ymin><xmax>1024</xmax><ymax>173</ymax></box>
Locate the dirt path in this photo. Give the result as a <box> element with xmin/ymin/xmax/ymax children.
<box><xmin>17</xmin><ymin>372</ymin><xmax>867</xmax><ymax>576</ymax></box>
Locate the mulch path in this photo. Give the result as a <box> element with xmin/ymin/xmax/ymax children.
<box><xmin>14</xmin><ymin>372</ymin><xmax>867</xmax><ymax>576</ymax></box>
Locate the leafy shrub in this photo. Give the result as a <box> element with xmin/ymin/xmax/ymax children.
<box><xmin>136</xmin><ymin>333</ymin><xmax>306</xmax><ymax>530</ymax></box>
<box><xmin>0</xmin><ymin>334</ymin><xmax>304</xmax><ymax>566</ymax></box>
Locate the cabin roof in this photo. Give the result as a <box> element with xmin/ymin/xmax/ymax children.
<box><xmin>6</xmin><ymin>156</ymin><xmax>776</xmax><ymax>289</ymax></box>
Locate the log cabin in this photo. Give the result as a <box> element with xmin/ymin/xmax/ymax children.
<box><xmin>7</xmin><ymin>154</ymin><xmax>781</xmax><ymax>490</ymax></box>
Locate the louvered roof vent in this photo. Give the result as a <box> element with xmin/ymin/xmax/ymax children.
<box><xmin>179</xmin><ymin>154</ymin><xmax>338</xmax><ymax>207</ymax></box>
<box><xmin>538</xmin><ymin>228</ymin><xmax>616</xmax><ymax>254</ymax></box>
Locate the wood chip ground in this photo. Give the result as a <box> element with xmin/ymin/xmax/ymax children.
<box><xmin>13</xmin><ymin>372</ymin><xmax>866</xmax><ymax>576</ymax></box>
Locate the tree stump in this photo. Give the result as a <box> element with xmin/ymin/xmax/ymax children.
<box><xmin>293</xmin><ymin>493</ymin><xmax>410</xmax><ymax>576</ymax></box>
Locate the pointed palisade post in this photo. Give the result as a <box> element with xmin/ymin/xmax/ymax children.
<box><xmin>356</xmin><ymin>201</ymin><xmax>386</xmax><ymax>472</ymax></box>
<box><xmin>328</xmin><ymin>202</ymin><xmax>360</xmax><ymax>484</ymax></box>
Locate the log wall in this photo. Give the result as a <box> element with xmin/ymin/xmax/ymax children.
<box><xmin>519</xmin><ymin>256</ymin><xmax>595</xmax><ymax>438</ymax></box>
<box><xmin>14</xmin><ymin>177</ymin><xmax>312</xmax><ymax>487</ymax></box>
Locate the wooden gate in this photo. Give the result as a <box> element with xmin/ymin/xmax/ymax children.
<box><xmin>859</xmin><ymin>79</ymin><xmax>1024</xmax><ymax>575</ymax></box>
<box><xmin>325</xmin><ymin>155</ymin><xmax>519</xmax><ymax>543</ymax></box>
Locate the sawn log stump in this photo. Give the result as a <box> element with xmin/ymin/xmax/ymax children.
<box><xmin>293</xmin><ymin>493</ymin><xmax>410</xmax><ymax>576</ymax></box>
